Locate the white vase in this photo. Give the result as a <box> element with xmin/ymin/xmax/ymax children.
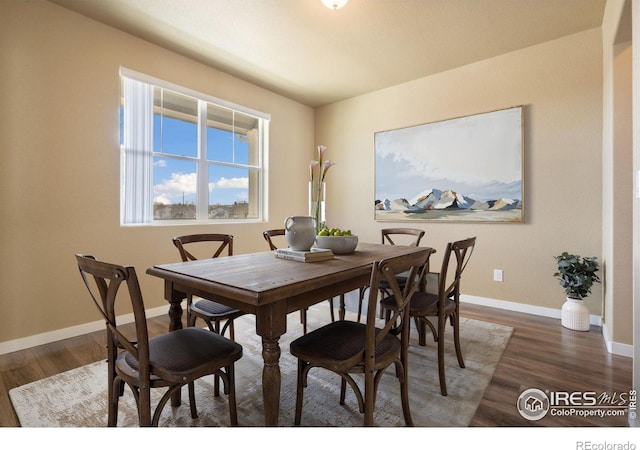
<box><xmin>561</xmin><ymin>297</ymin><xmax>590</xmax><ymax>331</ymax></box>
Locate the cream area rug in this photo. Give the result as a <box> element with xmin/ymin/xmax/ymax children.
<box><xmin>9</xmin><ymin>304</ymin><xmax>513</xmax><ymax>427</ymax></box>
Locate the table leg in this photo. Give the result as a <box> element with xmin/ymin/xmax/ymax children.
<box><xmin>261</xmin><ymin>336</ymin><xmax>281</xmax><ymax>426</ymax></box>
<box><xmin>166</xmin><ymin>284</ymin><xmax>185</xmax><ymax>407</ymax></box>
<box><xmin>168</xmin><ymin>301</ymin><xmax>183</xmax><ymax>331</ymax></box>
<box><xmin>255</xmin><ymin>302</ymin><xmax>287</xmax><ymax>426</ymax></box>
<box><xmin>165</xmin><ymin>281</ymin><xmax>185</xmax><ymax>332</ymax></box>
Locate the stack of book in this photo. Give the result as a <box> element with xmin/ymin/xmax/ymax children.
<box><xmin>274</xmin><ymin>247</ymin><xmax>334</xmax><ymax>262</ymax></box>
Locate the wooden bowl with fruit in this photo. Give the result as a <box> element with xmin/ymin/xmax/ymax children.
<box><xmin>315</xmin><ymin>227</ymin><xmax>358</xmax><ymax>255</ymax></box>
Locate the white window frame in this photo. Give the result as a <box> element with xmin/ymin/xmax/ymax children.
<box><xmin>120</xmin><ymin>67</ymin><xmax>270</xmax><ymax>226</ymax></box>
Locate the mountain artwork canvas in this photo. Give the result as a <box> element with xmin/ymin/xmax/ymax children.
<box><xmin>374</xmin><ymin>106</ymin><xmax>523</xmax><ymax>223</ymax></box>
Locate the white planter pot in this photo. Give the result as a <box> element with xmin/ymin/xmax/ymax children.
<box><xmin>561</xmin><ymin>297</ymin><xmax>590</xmax><ymax>331</ymax></box>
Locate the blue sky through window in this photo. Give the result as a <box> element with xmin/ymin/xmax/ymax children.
<box><xmin>152</xmin><ymin>115</ymin><xmax>250</xmax><ymax>206</ymax></box>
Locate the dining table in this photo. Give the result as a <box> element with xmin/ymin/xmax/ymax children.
<box><xmin>146</xmin><ymin>241</ymin><xmax>430</xmax><ymax>426</ymax></box>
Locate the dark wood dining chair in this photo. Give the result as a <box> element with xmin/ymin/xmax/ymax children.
<box><xmin>76</xmin><ymin>254</ymin><xmax>243</xmax><ymax>426</ymax></box>
<box><xmin>263</xmin><ymin>228</ymin><xmax>335</xmax><ymax>333</ymax></box>
<box><xmin>381</xmin><ymin>236</ymin><xmax>476</xmax><ymax>396</ymax></box>
<box><xmin>172</xmin><ymin>234</ymin><xmax>246</xmax><ymax>340</ymax></box>
<box><xmin>290</xmin><ymin>247</ymin><xmax>435</xmax><ymax>426</ymax></box>
<box><xmin>173</xmin><ymin>233</ymin><xmax>246</xmax><ymax>397</ymax></box>
<box><xmin>356</xmin><ymin>228</ymin><xmax>426</xmax><ymax>321</ymax></box>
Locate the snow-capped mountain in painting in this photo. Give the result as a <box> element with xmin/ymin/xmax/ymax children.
<box><xmin>376</xmin><ymin>188</ymin><xmax>521</xmax><ymax>212</ymax></box>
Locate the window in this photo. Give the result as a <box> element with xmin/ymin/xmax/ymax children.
<box><xmin>120</xmin><ymin>68</ymin><xmax>269</xmax><ymax>225</ymax></box>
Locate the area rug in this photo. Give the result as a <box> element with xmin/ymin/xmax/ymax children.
<box><xmin>9</xmin><ymin>305</ymin><xmax>513</xmax><ymax>427</ymax></box>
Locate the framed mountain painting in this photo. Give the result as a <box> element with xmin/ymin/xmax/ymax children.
<box><xmin>374</xmin><ymin>106</ymin><xmax>524</xmax><ymax>223</ymax></box>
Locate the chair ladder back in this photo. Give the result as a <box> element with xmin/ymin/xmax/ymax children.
<box><xmin>173</xmin><ymin>234</ymin><xmax>233</xmax><ymax>261</ymax></box>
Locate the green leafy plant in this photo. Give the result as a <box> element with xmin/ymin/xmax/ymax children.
<box><xmin>553</xmin><ymin>252</ymin><xmax>601</xmax><ymax>300</ymax></box>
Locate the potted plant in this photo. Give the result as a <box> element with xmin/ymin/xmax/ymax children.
<box><xmin>553</xmin><ymin>252</ymin><xmax>601</xmax><ymax>331</ymax></box>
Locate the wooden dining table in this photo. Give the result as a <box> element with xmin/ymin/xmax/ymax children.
<box><xmin>146</xmin><ymin>242</ymin><xmax>429</xmax><ymax>426</ymax></box>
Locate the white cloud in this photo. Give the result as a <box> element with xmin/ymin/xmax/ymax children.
<box><xmin>209</xmin><ymin>177</ymin><xmax>248</xmax><ymax>190</ymax></box>
<box><xmin>153</xmin><ymin>194</ymin><xmax>172</xmax><ymax>205</ymax></box>
<box><xmin>153</xmin><ymin>173</ymin><xmax>249</xmax><ymax>204</ymax></box>
<box><xmin>154</xmin><ymin>172</ymin><xmax>197</xmax><ymax>203</ymax></box>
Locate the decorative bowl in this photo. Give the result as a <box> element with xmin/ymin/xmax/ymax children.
<box><xmin>315</xmin><ymin>235</ymin><xmax>359</xmax><ymax>255</ymax></box>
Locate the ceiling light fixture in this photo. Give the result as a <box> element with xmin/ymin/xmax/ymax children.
<box><xmin>321</xmin><ymin>0</ymin><xmax>349</xmax><ymax>10</ymax></box>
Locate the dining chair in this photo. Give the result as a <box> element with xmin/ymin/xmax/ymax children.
<box><xmin>172</xmin><ymin>233</ymin><xmax>246</xmax><ymax>397</ymax></box>
<box><xmin>356</xmin><ymin>228</ymin><xmax>426</xmax><ymax>322</ymax></box>
<box><xmin>75</xmin><ymin>254</ymin><xmax>243</xmax><ymax>426</ymax></box>
<box><xmin>381</xmin><ymin>236</ymin><xmax>476</xmax><ymax>396</ymax></box>
<box><xmin>172</xmin><ymin>234</ymin><xmax>246</xmax><ymax>339</ymax></box>
<box><xmin>263</xmin><ymin>228</ymin><xmax>335</xmax><ymax>333</ymax></box>
<box><xmin>290</xmin><ymin>247</ymin><xmax>435</xmax><ymax>426</ymax></box>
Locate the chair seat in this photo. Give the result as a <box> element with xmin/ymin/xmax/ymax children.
<box><xmin>191</xmin><ymin>298</ymin><xmax>242</xmax><ymax>318</ymax></box>
<box><xmin>410</xmin><ymin>292</ymin><xmax>456</xmax><ymax>316</ymax></box>
<box><xmin>381</xmin><ymin>292</ymin><xmax>455</xmax><ymax>316</ymax></box>
<box><xmin>120</xmin><ymin>327</ymin><xmax>243</xmax><ymax>384</ymax></box>
<box><xmin>379</xmin><ymin>273</ymin><xmax>408</xmax><ymax>289</ymax></box>
<box><xmin>290</xmin><ymin>320</ymin><xmax>401</xmax><ymax>372</ymax></box>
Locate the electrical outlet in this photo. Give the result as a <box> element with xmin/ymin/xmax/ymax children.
<box><xmin>493</xmin><ymin>269</ymin><xmax>503</xmax><ymax>282</ymax></box>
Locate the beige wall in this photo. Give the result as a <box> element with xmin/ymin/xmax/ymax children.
<box><xmin>0</xmin><ymin>2</ymin><xmax>314</xmax><ymax>344</ymax></box>
<box><xmin>1</xmin><ymin>2</ymin><xmax>629</xmax><ymax>350</ymax></box>
<box><xmin>315</xmin><ymin>29</ymin><xmax>607</xmax><ymax>320</ymax></box>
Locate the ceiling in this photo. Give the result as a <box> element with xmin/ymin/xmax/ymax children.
<box><xmin>51</xmin><ymin>0</ymin><xmax>607</xmax><ymax>107</ymax></box>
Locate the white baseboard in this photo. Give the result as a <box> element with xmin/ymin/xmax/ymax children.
<box><xmin>0</xmin><ymin>304</ymin><xmax>177</xmax><ymax>356</ymax></box>
<box><xmin>601</xmin><ymin>321</ymin><xmax>634</xmax><ymax>358</ymax></box>
<box><xmin>461</xmin><ymin>294</ymin><xmax>632</xmax><ymax>358</ymax></box>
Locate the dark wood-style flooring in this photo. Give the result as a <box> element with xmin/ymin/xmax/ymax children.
<box><xmin>0</xmin><ymin>303</ymin><xmax>632</xmax><ymax>427</ymax></box>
